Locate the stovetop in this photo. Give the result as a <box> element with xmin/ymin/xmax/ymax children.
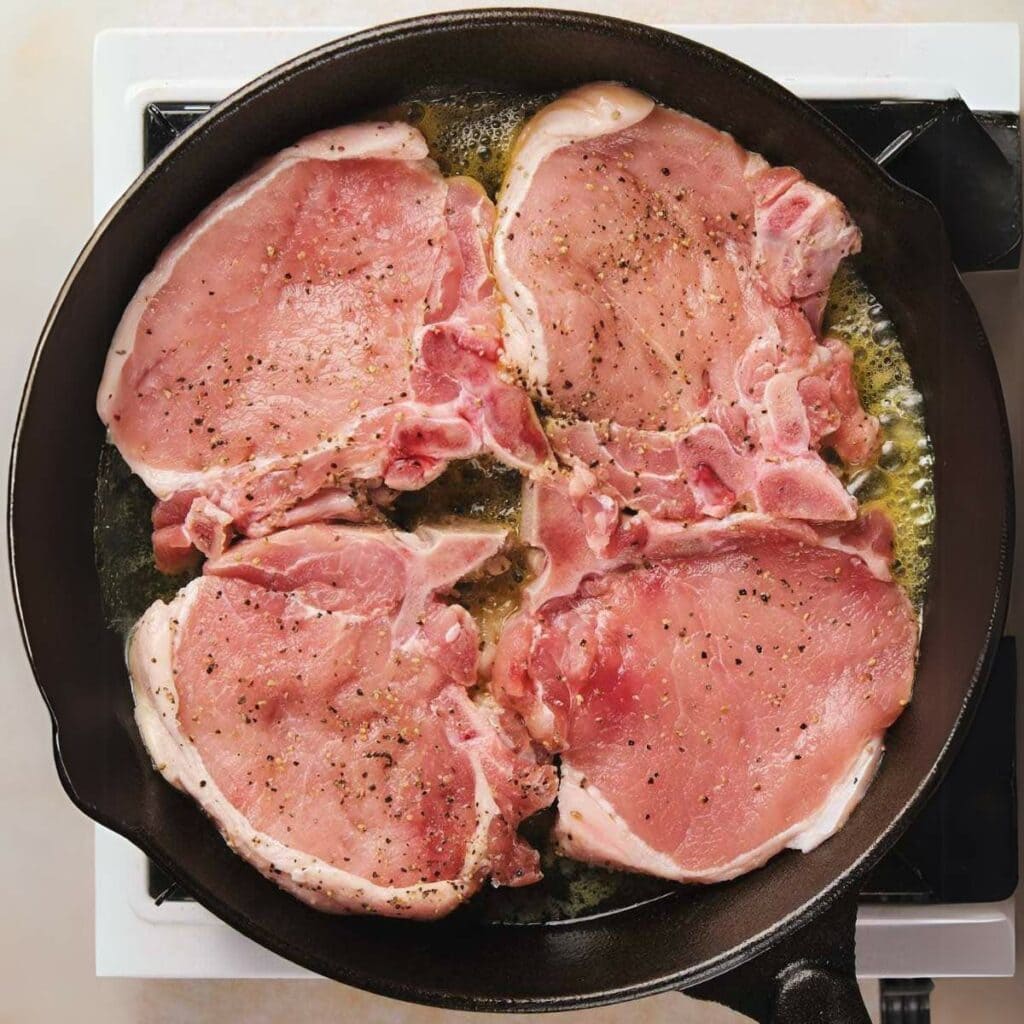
<box><xmin>92</xmin><ymin>23</ymin><xmax>1020</xmax><ymax>988</ymax></box>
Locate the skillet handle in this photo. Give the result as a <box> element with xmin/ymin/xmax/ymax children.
<box><xmin>685</xmin><ymin>889</ymin><xmax>869</xmax><ymax>1023</ymax></box>
<box><xmin>771</xmin><ymin>962</ymin><xmax>870</xmax><ymax>1024</ymax></box>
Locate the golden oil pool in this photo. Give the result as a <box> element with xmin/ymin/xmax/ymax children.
<box><xmin>824</xmin><ymin>264</ymin><xmax>934</xmax><ymax>606</ymax></box>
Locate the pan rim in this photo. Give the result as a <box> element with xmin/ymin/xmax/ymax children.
<box><xmin>8</xmin><ymin>7</ymin><xmax>1015</xmax><ymax>1011</ymax></box>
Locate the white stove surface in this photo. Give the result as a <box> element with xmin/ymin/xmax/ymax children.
<box><xmin>92</xmin><ymin>21</ymin><xmax>1019</xmax><ymax>982</ymax></box>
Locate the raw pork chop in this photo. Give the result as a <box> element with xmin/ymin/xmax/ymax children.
<box><xmin>130</xmin><ymin>522</ymin><xmax>556</xmax><ymax>918</ymax></box>
<box><xmin>494</xmin><ymin>84</ymin><xmax>874</xmax><ymax>534</ymax></box>
<box><xmin>98</xmin><ymin>122</ymin><xmax>549</xmax><ymax>570</ymax></box>
<box><xmin>492</xmin><ymin>478</ymin><xmax>916</xmax><ymax>881</ymax></box>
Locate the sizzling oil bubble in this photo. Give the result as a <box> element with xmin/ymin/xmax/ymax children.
<box><xmin>824</xmin><ymin>264</ymin><xmax>934</xmax><ymax>605</ymax></box>
<box><xmin>382</xmin><ymin>89</ymin><xmax>549</xmax><ymax>197</ymax></box>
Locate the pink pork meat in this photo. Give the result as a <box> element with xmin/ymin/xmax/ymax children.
<box><xmin>494</xmin><ymin>84</ymin><xmax>875</xmax><ymax>542</ymax></box>
<box><xmin>98</xmin><ymin>122</ymin><xmax>549</xmax><ymax>570</ymax></box>
<box><xmin>492</xmin><ymin>478</ymin><xmax>917</xmax><ymax>882</ymax></box>
<box><xmin>129</xmin><ymin>522</ymin><xmax>556</xmax><ymax>917</ymax></box>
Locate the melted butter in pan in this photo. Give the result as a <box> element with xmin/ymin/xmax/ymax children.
<box><xmin>453</xmin><ymin>544</ymin><xmax>533</xmax><ymax>652</ymax></box>
<box><xmin>391</xmin><ymin>455</ymin><xmax>522</xmax><ymax>529</ymax></box>
<box><xmin>825</xmin><ymin>264</ymin><xmax>934</xmax><ymax>606</ymax></box>
<box><xmin>381</xmin><ymin>89</ymin><xmax>548</xmax><ymax>198</ymax></box>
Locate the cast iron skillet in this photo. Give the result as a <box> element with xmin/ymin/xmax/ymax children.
<box><xmin>9</xmin><ymin>9</ymin><xmax>1013</xmax><ymax>1022</ymax></box>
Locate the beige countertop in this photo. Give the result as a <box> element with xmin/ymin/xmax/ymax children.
<box><xmin>1</xmin><ymin>2</ymin><xmax>1020</xmax><ymax>1021</ymax></box>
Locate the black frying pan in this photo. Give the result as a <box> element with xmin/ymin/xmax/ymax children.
<box><xmin>9</xmin><ymin>10</ymin><xmax>1013</xmax><ymax>1022</ymax></box>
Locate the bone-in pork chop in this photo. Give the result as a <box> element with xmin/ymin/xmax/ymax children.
<box><xmin>492</xmin><ymin>478</ymin><xmax>916</xmax><ymax>882</ymax></box>
<box><xmin>99</xmin><ymin>122</ymin><xmax>549</xmax><ymax>570</ymax></box>
<box><xmin>129</xmin><ymin>523</ymin><xmax>556</xmax><ymax>917</ymax></box>
<box><xmin>494</xmin><ymin>84</ymin><xmax>874</xmax><ymax>533</ymax></box>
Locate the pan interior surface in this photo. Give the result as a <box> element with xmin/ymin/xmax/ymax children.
<box><xmin>9</xmin><ymin>10</ymin><xmax>1011</xmax><ymax>1010</ymax></box>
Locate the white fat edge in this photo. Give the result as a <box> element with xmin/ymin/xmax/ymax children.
<box><xmin>555</xmin><ymin>760</ymin><xmax>685</xmax><ymax>878</ymax></box>
<box><xmin>556</xmin><ymin>737</ymin><xmax>885</xmax><ymax>884</ymax></box>
<box><xmin>496</xmin><ymin>283</ymin><xmax>546</xmax><ymax>393</ymax></box>
<box><xmin>121</xmin><ymin>391</ymin><xmax>475</xmax><ymax>503</ymax></box>
<box><xmin>818</xmin><ymin>531</ymin><xmax>893</xmax><ymax>584</ymax></box>
<box><xmin>743</xmin><ymin>150</ymin><xmax>771</xmax><ymax>183</ymax></box>
<box><xmin>127</xmin><ymin>579</ymin><xmax>499</xmax><ymax>918</ymax></box>
<box><xmin>786</xmin><ymin>737</ymin><xmax>884</xmax><ymax>853</ymax></box>
<box><xmin>492</xmin><ymin>85</ymin><xmax>654</xmax><ymax>397</ymax></box>
<box><xmin>98</xmin><ymin>121</ymin><xmax>432</xmax><ymax>460</ymax></box>
<box><xmin>524</xmin><ymin>699</ymin><xmax>559</xmax><ymax>752</ymax></box>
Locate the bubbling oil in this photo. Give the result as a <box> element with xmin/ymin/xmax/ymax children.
<box><xmin>383</xmin><ymin>89</ymin><xmax>549</xmax><ymax>197</ymax></box>
<box><xmin>824</xmin><ymin>264</ymin><xmax>934</xmax><ymax>606</ymax></box>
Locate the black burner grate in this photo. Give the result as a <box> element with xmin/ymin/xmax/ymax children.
<box><xmin>815</xmin><ymin>99</ymin><xmax>1020</xmax><ymax>270</ymax></box>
